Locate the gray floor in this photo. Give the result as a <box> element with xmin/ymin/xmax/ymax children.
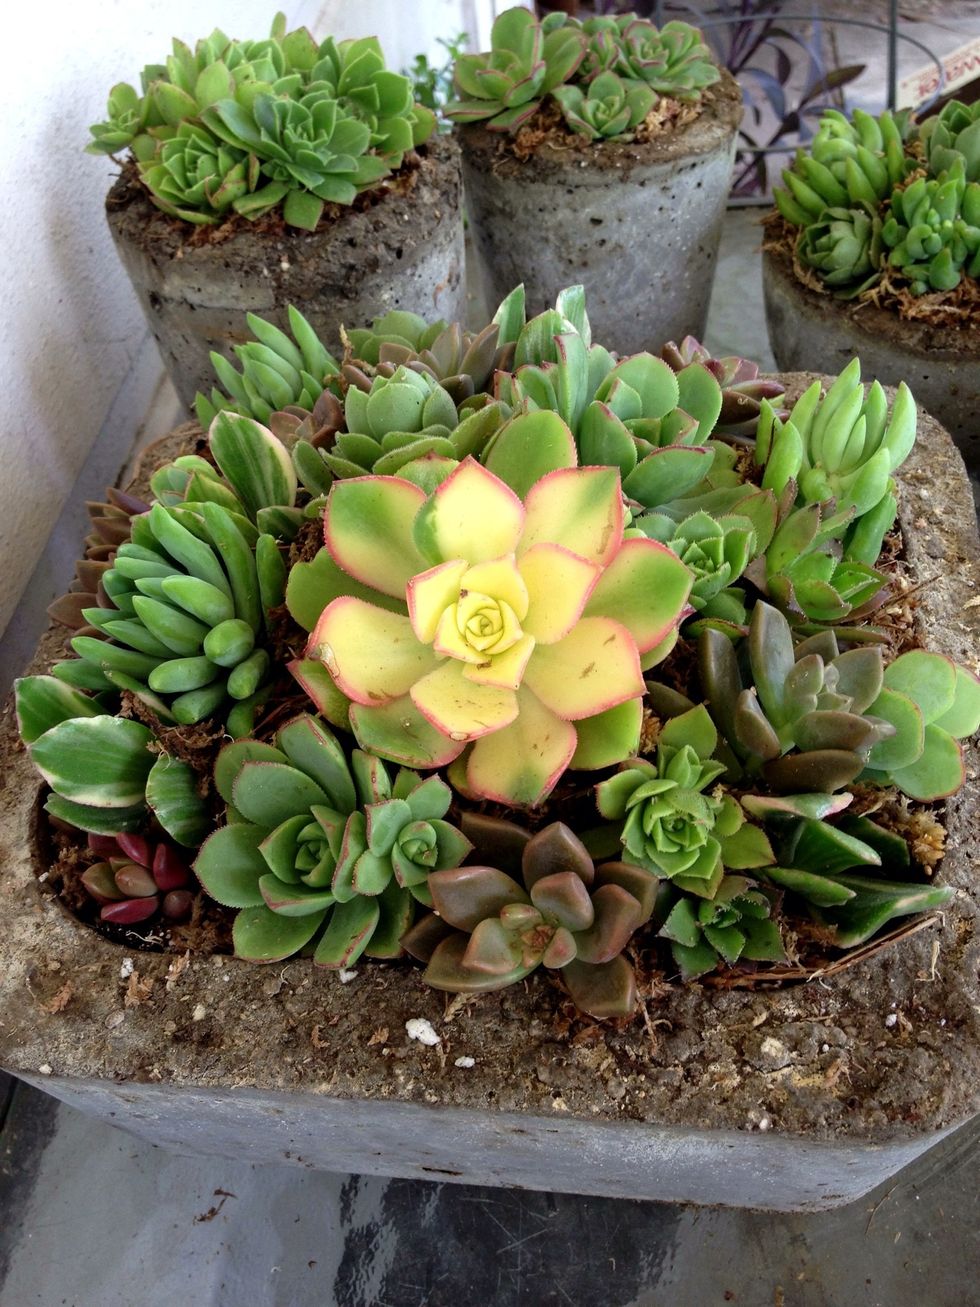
<box><xmin>2</xmin><ymin>209</ymin><xmax>978</xmax><ymax>1306</ymax></box>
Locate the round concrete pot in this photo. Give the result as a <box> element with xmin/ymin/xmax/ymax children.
<box><xmin>106</xmin><ymin>135</ymin><xmax>466</xmax><ymax>411</ymax></box>
<box><xmin>459</xmin><ymin>71</ymin><xmax>742</xmax><ymax>356</ymax></box>
<box><xmin>763</xmin><ymin>245</ymin><xmax>980</xmax><ymax>470</ymax></box>
<box><xmin>2</xmin><ymin>379</ymin><xmax>979</xmax><ymax>1212</ymax></box>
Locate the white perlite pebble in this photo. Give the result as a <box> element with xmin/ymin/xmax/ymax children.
<box><xmin>38</xmin><ymin>1064</ymin><xmax>52</xmax><ymax>1076</ymax></box>
<box><xmin>405</xmin><ymin>1018</ymin><xmax>441</xmax><ymax>1047</ymax></box>
<box><xmin>339</xmin><ymin>969</ymin><xmax>359</xmax><ymax>984</ymax></box>
<box><xmin>885</xmin><ymin>1013</ymin><xmax>898</xmax><ymax>1028</ymax></box>
<box><xmin>119</xmin><ymin>958</ymin><xmax>135</xmax><ymax>979</ymax></box>
<box><xmin>454</xmin><ymin>1056</ymin><xmax>475</xmax><ymax>1069</ymax></box>
<box><xmin>192</xmin><ymin>1004</ymin><xmax>207</xmax><ymax>1022</ymax></box>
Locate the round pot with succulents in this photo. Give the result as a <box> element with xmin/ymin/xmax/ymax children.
<box><xmin>89</xmin><ymin>13</ymin><xmax>465</xmax><ymax>410</ymax></box>
<box><xmin>444</xmin><ymin>7</ymin><xmax>742</xmax><ymax>354</ymax></box>
<box><xmin>2</xmin><ymin>283</ymin><xmax>980</xmax><ymax>1212</ymax></box>
<box><xmin>762</xmin><ymin>100</ymin><xmax>980</xmax><ymax>467</ymax></box>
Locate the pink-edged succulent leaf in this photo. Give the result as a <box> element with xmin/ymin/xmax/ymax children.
<box><xmin>517</xmin><ymin>543</ymin><xmax>598</xmax><ymax>644</ymax></box>
<box><xmin>465</xmin><ymin>686</ymin><xmax>577</xmax><ymax>805</ymax></box>
<box><xmin>524</xmin><ymin>616</ymin><xmax>643</xmax><ymax>721</ymax></box>
<box><xmin>286</xmin><ymin>545</ymin><xmax>405</xmax><ymax>633</ymax></box>
<box><xmin>483</xmin><ymin>411</ymin><xmax>578</xmax><ymax>499</ymax></box>
<box><xmin>584</xmin><ymin>537</ymin><xmax>693</xmax><ymax>653</ymax></box>
<box><xmin>350</xmin><ymin>696</ymin><xmax>467</xmax><ymax>769</ymax></box>
<box><xmin>411</xmin><ymin>659</ymin><xmax>519</xmax><ymax>740</ymax></box>
<box><xmin>194</xmin><ymin>824</ymin><xmax>268</xmax><ymax>908</ymax></box>
<box><xmin>309</xmin><ymin>597</ymin><xmax>439</xmax><ymax>706</ymax></box>
<box><xmin>518</xmin><ymin>466</ymin><xmax>623</xmax><ymax>566</ymax></box>
<box><xmin>740</xmin><ymin>792</ymin><xmax>854</xmax><ymax>821</ymax></box>
<box><xmin>314</xmin><ymin>895</ymin><xmax>381</xmax><ymax>967</ymax></box>
<box><xmin>413</xmin><ymin>457</ymin><xmax>525</xmax><ymax>565</ymax></box>
<box><xmin>324</xmin><ymin>475</ymin><xmax>427</xmax><ymax>598</ymax></box>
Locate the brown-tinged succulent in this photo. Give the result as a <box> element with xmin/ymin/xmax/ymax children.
<box><xmin>403</xmin><ymin>819</ymin><xmax>657</xmax><ymax>1018</ymax></box>
<box><xmin>660</xmin><ymin>336</ymin><xmax>787</xmax><ymax>438</ymax></box>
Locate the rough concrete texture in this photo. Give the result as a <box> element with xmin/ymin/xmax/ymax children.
<box><xmin>106</xmin><ymin>135</ymin><xmax>466</xmax><ymax>410</ymax></box>
<box><xmin>763</xmin><ymin>246</ymin><xmax>980</xmax><ymax>470</ymax></box>
<box><xmin>0</xmin><ymin>378</ymin><xmax>978</xmax><ymax>1211</ymax></box>
<box><xmin>460</xmin><ymin>73</ymin><xmax>741</xmax><ymax>356</ymax></box>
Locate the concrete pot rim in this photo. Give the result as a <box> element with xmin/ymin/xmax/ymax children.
<box><xmin>1</xmin><ymin>378</ymin><xmax>978</xmax><ymax>1154</ymax></box>
<box><xmin>762</xmin><ymin>242</ymin><xmax>980</xmax><ymax>364</ymax></box>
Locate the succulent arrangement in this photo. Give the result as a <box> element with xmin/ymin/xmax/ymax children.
<box><xmin>16</xmin><ymin>282</ymin><xmax>977</xmax><ymax>1022</ymax></box>
<box><xmin>772</xmin><ymin>101</ymin><xmax>980</xmax><ymax>305</ymax></box>
<box><xmin>444</xmin><ymin>7</ymin><xmax>719</xmax><ymax>141</ymax></box>
<box><xmin>87</xmin><ymin>15</ymin><xmax>435</xmax><ymax>230</ymax></box>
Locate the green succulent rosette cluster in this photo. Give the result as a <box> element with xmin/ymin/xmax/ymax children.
<box><xmin>18</xmin><ymin>281</ymin><xmax>980</xmax><ymax>1016</ymax></box>
<box><xmin>445</xmin><ymin>6</ymin><xmax>717</xmax><ymax>140</ymax></box>
<box><xmin>193</xmin><ymin>714</ymin><xmax>471</xmax><ymax>965</ymax></box>
<box><xmin>773</xmin><ymin>99</ymin><xmax>980</xmax><ymax>300</ymax></box>
<box><xmin>87</xmin><ymin>16</ymin><xmax>435</xmax><ymax>230</ymax></box>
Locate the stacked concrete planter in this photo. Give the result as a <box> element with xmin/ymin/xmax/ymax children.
<box><xmin>460</xmin><ymin>72</ymin><xmax>742</xmax><ymax>356</ymax></box>
<box><xmin>107</xmin><ymin>135</ymin><xmax>466</xmax><ymax>411</ymax></box>
<box><xmin>763</xmin><ymin>246</ymin><xmax>980</xmax><ymax>470</ymax></box>
<box><xmin>1</xmin><ymin>379</ymin><xmax>978</xmax><ymax>1213</ymax></box>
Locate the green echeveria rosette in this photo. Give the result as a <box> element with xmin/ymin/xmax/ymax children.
<box><xmin>659</xmin><ymin>875</ymin><xmax>785</xmax><ymax>980</ymax></box>
<box><xmin>323</xmin><ymin>365</ymin><xmax>468</xmax><ymax>478</ymax></box>
<box><xmin>139</xmin><ymin>123</ymin><xmax>258</xmax><ymax>225</ymax></box>
<box><xmin>551</xmin><ymin>71</ymin><xmax>654</xmax><ymax>141</ymax></box>
<box><xmin>87</xmin><ymin>18</ymin><xmax>435</xmax><ymax>231</ymax></box>
<box><xmin>610</xmin><ymin>18</ymin><xmax>719</xmax><ymax>101</ymax></box>
<box><xmin>596</xmin><ymin>706</ymin><xmax>775</xmax><ymax>900</ymax></box>
<box><xmin>444</xmin><ymin>7</ymin><xmax>587</xmax><ymax>132</ymax></box>
<box><xmin>798</xmin><ymin>203</ymin><xmax>885</xmax><ymax>299</ymax></box>
<box><xmin>193</xmin><ymin>713</ymin><xmax>472</xmax><ymax>966</ymax></box>
<box><xmin>639</xmin><ymin>508</ymin><xmax>756</xmax><ymax>628</ymax></box>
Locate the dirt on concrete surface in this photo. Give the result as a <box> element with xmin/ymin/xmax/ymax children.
<box><xmin>0</xmin><ymin>376</ymin><xmax>978</xmax><ymax>1146</ymax></box>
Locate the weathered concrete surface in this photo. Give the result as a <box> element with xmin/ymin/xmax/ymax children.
<box><xmin>106</xmin><ymin>135</ymin><xmax>466</xmax><ymax>410</ymax></box>
<box><xmin>460</xmin><ymin>73</ymin><xmax>741</xmax><ymax>356</ymax></box>
<box><xmin>763</xmin><ymin>247</ymin><xmax>980</xmax><ymax>470</ymax></box>
<box><xmin>0</xmin><ymin>380</ymin><xmax>978</xmax><ymax>1211</ymax></box>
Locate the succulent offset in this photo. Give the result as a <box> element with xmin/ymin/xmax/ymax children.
<box><xmin>17</xmin><ymin>280</ymin><xmax>978</xmax><ymax>1018</ymax></box>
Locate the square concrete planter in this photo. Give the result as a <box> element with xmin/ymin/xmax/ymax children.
<box><xmin>1</xmin><ymin>384</ymin><xmax>978</xmax><ymax>1213</ymax></box>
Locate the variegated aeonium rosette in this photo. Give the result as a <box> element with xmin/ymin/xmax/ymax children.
<box><xmin>303</xmin><ymin>457</ymin><xmax>693</xmax><ymax>807</ymax></box>
<box><xmin>15</xmin><ymin>278</ymin><xmax>980</xmax><ymax>1021</ymax></box>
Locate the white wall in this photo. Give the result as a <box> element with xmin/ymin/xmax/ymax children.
<box><xmin>0</xmin><ymin>0</ymin><xmax>485</xmax><ymax>686</ymax></box>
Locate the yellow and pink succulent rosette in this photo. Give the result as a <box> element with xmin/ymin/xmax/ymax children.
<box><xmin>306</xmin><ymin>457</ymin><xmax>693</xmax><ymax>805</ymax></box>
